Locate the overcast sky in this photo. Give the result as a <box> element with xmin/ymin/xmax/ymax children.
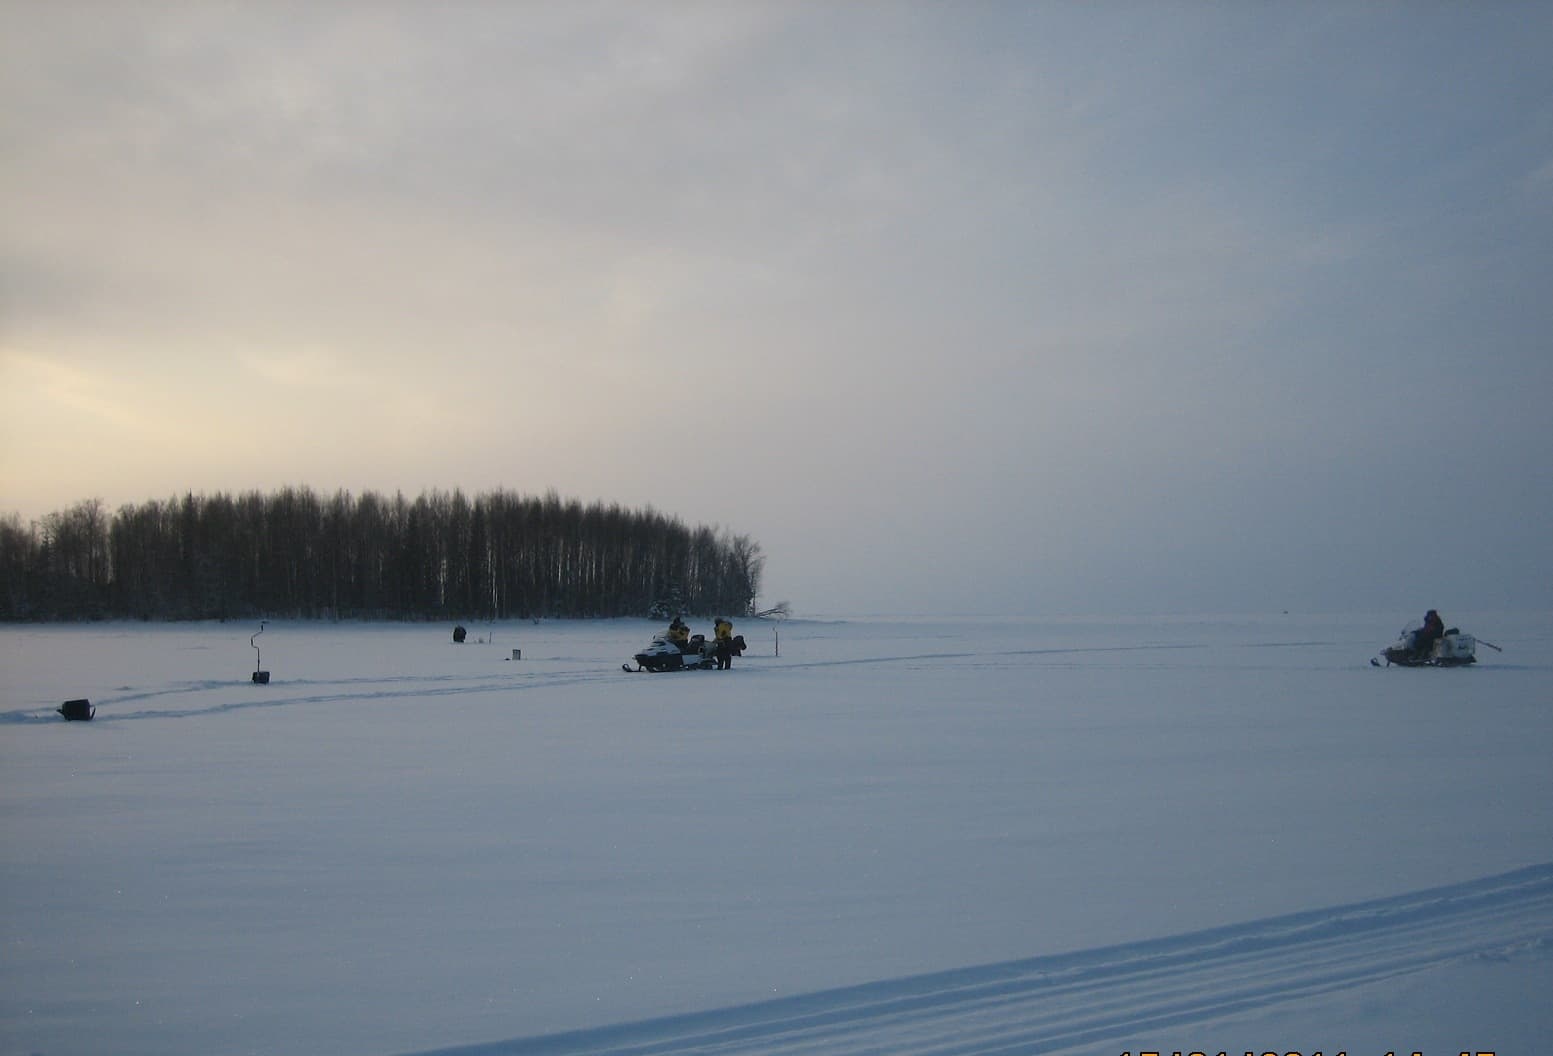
<box><xmin>3</xmin><ymin>2</ymin><xmax>1551</xmax><ymax>617</ymax></box>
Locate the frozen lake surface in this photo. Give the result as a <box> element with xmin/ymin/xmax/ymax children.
<box><xmin>3</xmin><ymin>612</ymin><xmax>1551</xmax><ymax>1055</ymax></box>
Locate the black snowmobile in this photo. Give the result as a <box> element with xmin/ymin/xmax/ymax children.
<box><xmin>1371</xmin><ymin>620</ymin><xmax>1499</xmax><ymax>667</ymax></box>
<box><xmin>624</xmin><ymin>633</ymin><xmax>717</xmax><ymax>673</ymax></box>
<box><xmin>622</xmin><ymin>630</ymin><xmax>748</xmax><ymax>672</ymax></box>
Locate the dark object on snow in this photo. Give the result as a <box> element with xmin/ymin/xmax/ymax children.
<box><xmin>58</xmin><ymin>698</ymin><xmax>95</xmax><ymax>721</ymax></box>
<box><xmin>453</xmin><ymin>625</ymin><xmax>467</xmax><ymax>644</ymax></box>
<box><xmin>251</xmin><ymin>621</ymin><xmax>271</xmax><ymax>682</ymax></box>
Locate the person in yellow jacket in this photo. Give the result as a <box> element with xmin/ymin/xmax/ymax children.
<box><xmin>713</xmin><ymin>616</ymin><xmax>734</xmax><ymax>670</ymax></box>
<box><xmin>666</xmin><ymin>616</ymin><xmax>690</xmax><ymax>651</ymax></box>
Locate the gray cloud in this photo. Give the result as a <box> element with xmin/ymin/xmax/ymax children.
<box><xmin>3</xmin><ymin>1</ymin><xmax>1551</xmax><ymax>615</ymax></box>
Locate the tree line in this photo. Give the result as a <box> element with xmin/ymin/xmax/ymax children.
<box><xmin>0</xmin><ymin>487</ymin><xmax>765</xmax><ymax>622</ymax></box>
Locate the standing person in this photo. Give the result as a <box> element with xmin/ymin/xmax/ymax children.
<box><xmin>713</xmin><ymin>615</ymin><xmax>734</xmax><ymax>670</ymax></box>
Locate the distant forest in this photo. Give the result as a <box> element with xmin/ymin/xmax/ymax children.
<box><xmin>0</xmin><ymin>487</ymin><xmax>764</xmax><ymax>622</ymax></box>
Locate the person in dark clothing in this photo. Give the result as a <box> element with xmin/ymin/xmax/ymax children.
<box><xmin>713</xmin><ymin>616</ymin><xmax>734</xmax><ymax>670</ymax></box>
<box><xmin>1413</xmin><ymin>609</ymin><xmax>1445</xmax><ymax>659</ymax></box>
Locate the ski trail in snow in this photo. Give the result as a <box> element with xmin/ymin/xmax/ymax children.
<box><xmin>0</xmin><ymin>633</ymin><xmax>1495</xmax><ymax>725</ymax></box>
<box><xmin>400</xmin><ymin>863</ymin><xmax>1553</xmax><ymax>1056</ymax></box>
<box><xmin>2</xmin><ymin>644</ymin><xmax>1197</xmax><ymax>724</ymax></box>
<box><xmin>90</xmin><ymin>672</ymin><xmax>612</xmax><ymax>721</ymax></box>
<box><xmin>767</xmin><ymin>639</ymin><xmax>1362</xmax><ymax>674</ymax></box>
<box><xmin>0</xmin><ymin>669</ymin><xmax>617</xmax><ymax>724</ymax></box>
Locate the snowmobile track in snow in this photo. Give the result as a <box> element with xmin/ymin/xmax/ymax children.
<box><xmin>403</xmin><ymin>863</ymin><xmax>1553</xmax><ymax>1056</ymax></box>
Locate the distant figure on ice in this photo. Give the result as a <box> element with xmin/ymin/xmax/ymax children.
<box><xmin>1412</xmin><ymin>609</ymin><xmax>1445</xmax><ymax>659</ymax></box>
<box><xmin>713</xmin><ymin>616</ymin><xmax>735</xmax><ymax>670</ymax></box>
<box><xmin>667</xmin><ymin>616</ymin><xmax>690</xmax><ymax>651</ymax></box>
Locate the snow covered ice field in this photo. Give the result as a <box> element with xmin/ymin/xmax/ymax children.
<box><xmin>3</xmin><ymin>612</ymin><xmax>1551</xmax><ymax>1056</ymax></box>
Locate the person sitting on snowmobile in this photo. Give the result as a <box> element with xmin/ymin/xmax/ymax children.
<box><xmin>1412</xmin><ymin>609</ymin><xmax>1445</xmax><ymax>660</ymax></box>
<box><xmin>713</xmin><ymin>616</ymin><xmax>734</xmax><ymax>670</ymax></box>
<box><xmin>667</xmin><ymin>616</ymin><xmax>690</xmax><ymax>651</ymax></box>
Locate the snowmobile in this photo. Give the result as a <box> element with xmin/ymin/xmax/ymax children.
<box><xmin>624</xmin><ymin>633</ymin><xmax>717</xmax><ymax>673</ymax></box>
<box><xmin>622</xmin><ymin>630</ymin><xmax>749</xmax><ymax>672</ymax></box>
<box><xmin>1371</xmin><ymin>621</ymin><xmax>1499</xmax><ymax>667</ymax></box>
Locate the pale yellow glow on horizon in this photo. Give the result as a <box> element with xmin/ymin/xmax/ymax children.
<box><xmin>0</xmin><ymin>328</ymin><xmax>658</xmax><ymax>525</ymax></box>
<box><xmin>1</xmin><ymin>344</ymin><xmax>239</xmax><ymax>518</ymax></box>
